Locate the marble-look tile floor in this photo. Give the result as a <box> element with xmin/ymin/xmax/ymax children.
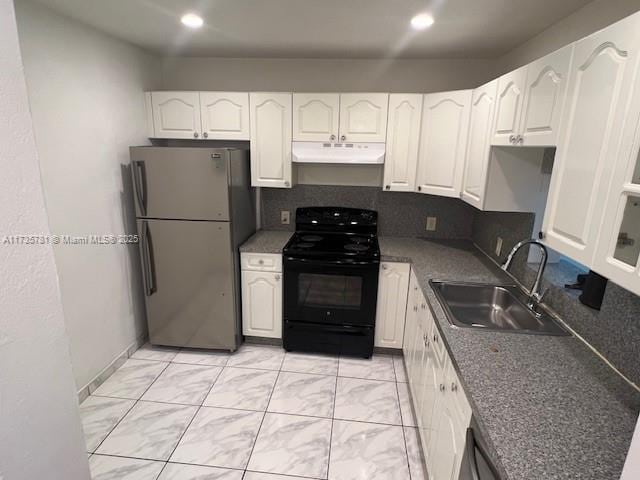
<box><xmin>81</xmin><ymin>343</ymin><xmax>428</xmax><ymax>480</ymax></box>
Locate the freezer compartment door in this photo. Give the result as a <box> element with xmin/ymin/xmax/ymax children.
<box><xmin>131</xmin><ymin>147</ymin><xmax>230</xmax><ymax>220</ymax></box>
<box><xmin>138</xmin><ymin>218</ymin><xmax>237</xmax><ymax>350</ymax></box>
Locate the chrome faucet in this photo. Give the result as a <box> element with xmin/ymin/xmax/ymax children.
<box><xmin>501</xmin><ymin>239</ymin><xmax>548</xmax><ymax>312</ymax></box>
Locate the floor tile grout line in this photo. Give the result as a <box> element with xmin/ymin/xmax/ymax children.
<box><xmin>395</xmin><ymin>377</ymin><xmax>413</xmax><ymax>479</ymax></box>
<box><xmin>90</xmin><ymin>360</ymin><xmax>170</xmax><ymax>455</ymax></box>
<box><xmin>244</xmin><ymin>366</ymin><xmax>282</xmax><ymax>471</ymax></box>
<box><xmin>327</xmin><ymin>373</ymin><xmax>339</xmax><ymax>480</ymax></box>
<box><xmin>160</xmin><ymin>359</ymin><xmax>227</xmax><ymax>468</ymax></box>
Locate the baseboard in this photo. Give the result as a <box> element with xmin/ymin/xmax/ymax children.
<box><xmin>77</xmin><ymin>334</ymin><xmax>147</xmax><ymax>403</ymax></box>
<box><xmin>244</xmin><ymin>336</ymin><xmax>283</xmax><ymax>347</ymax></box>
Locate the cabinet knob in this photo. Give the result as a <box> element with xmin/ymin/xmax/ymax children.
<box><xmin>275</xmin><ymin>274</ymin><xmax>281</xmax><ymax>281</ymax></box>
<box><xmin>421</xmin><ymin>303</ymin><xmax>426</xmax><ymax>310</ymax></box>
<box><xmin>203</xmin><ymin>132</ymin><xmax>208</xmax><ymax>139</ymax></box>
<box><xmin>413</xmin><ymin>305</ymin><xmax>418</xmax><ymax>312</ymax></box>
<box><xmin>381</xmin><ymin>264</ymin><xmax>388</xmax><ymax>270</ymax></box>
<box><xmin>341</xmin><ymin>135</ymin><xmax>346</xmax><ymax>141</ymax></box>
<box><xmin>538</xmin><ymin>231</ymin><xmax>545</xmax><ymax>240</ymax></box>
<box><xmin>284</xmin><ymin>181</ymin><xmax>290</xmax><ymax>187</ymax></box>
<box><xmin>517</xmin><ymin>135</ymin><xmax>524</xmax><ymax>144</ymax></box>
<box><xmin>418</xmin><ymin>186</ymin><xmax>422</xmax><ymax>192</ymax></box>
<box><xmin>451</xmin><ymin>382</ymin><xmax>458</xmax><ymax>392</ymax></box>
<box><xmin>193</xmin><ymin>132</ymin><xmax>199</xmax><ymax>138</ymax></box>
<box><xmin>258</xmin><ymin>259</ymin><xmax>264</xmax><ymax>264</ymax></box>
<box><xmin>509</xmin><ymin>135</ymin><xmax>515</xmax><ymax>144</ymax></box>
<box><xmin>433</xmin><ymin>334</ymin><xmax>438</xmax><ymax>343</ymax></box>
<box><xmin>330</xmin><ymin>134</ymin><xmax>336</xmax><ymax>141</ymax></box>
<box><xmin>439</xmin><ymin>384</ymin><xmax>446</xmax><ymax>392</ymax></box>
<box><xmin>385</xmin><ymin>185</ymin><xmax>391</xmax><ymax>190</ymax></box>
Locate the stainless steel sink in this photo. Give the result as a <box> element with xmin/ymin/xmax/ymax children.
<box><xmin>430</xmin><ymin>281</ymin><xmax>569</xmax><ymax>336</ymax></box>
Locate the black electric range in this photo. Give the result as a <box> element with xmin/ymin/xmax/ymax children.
<box><xmin>283</xmin><ymin>207</ymin><xmax>380</xmax><ymax>358</ymax></box>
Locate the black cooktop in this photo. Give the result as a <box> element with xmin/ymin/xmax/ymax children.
<box><xmin>284</xmin><ymin>232</ymin><xmax>380</xmax><ymax>258</ymax></box>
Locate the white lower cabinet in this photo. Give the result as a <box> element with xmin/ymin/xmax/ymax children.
<box><xmin>403</xmin><ymin>268</ymin><xmax>472</xmax><ymax>479</ymax></box>
<box><xmin>240</xmin><ymin>253</ymin><xmax>282</xmax><ymax>338</ymax></box>
<box><xmin>375</xmin><ymin>262</ymin><xmax>410</xmax><ymax>348</ymax></box>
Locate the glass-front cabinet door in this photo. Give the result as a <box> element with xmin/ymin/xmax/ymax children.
<box><xmin>594</xmin><ymin>94</ymin><xmax>640</xmax><ymax>296</ymax></box>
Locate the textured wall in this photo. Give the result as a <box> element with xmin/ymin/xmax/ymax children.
<box><xmin>15</xmin><ymin>0</ymin><xmax>160</xmax><ymax>389</ymax></box>
<box><xmin>261</xmin><ymin>185</ymin><xmax>476</xmax><ymax>238</ymax></box>
<box><xmin>161</xmin><ymin>56</ymin><xmax>496</xmax><ymax>93</ymax></box>
<box><xmin>0</xmin><ymin>0</ymin><xmax>89</xmax><ymax>477</ymax></box>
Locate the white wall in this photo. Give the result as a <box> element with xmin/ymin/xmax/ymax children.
<box><xmin>15</xmin><ymin>0</ymin><xmax>161</xmax><ymax>389</ymax></box>
<box><xmin>497</xmin><ymin>0</ymin><xmax>640</xmax><ymax>73</ymax></box>
<box><xmin>160</xmin><ymin>56</ymin><xmax>496</xmax><ymax>92</ymax></box>
<box><xmin>0</xmin><ymin>1</ymin><xmax>89</xmax><ymax>478</ymax></box>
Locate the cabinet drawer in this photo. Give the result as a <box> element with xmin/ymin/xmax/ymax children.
<box><xmin>430</xmin><ymin>322</ymin><xmax>446</xmax><ymax>366</ymax></box>
<box><xmin>241</xmin><ymin>253</ymin><xmax>282</xmax><ymax>272</ymax></box>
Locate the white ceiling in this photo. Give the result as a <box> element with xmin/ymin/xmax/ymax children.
<box><xmin>32</xmin><ymin>0</ymin><xmax>594</xmax><ymax>58</ymax></box>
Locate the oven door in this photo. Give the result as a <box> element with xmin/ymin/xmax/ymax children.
<box><xmin>284</xmin><ymin>256</ymin><xmax>379</xmax><ymax>327</ymax></box>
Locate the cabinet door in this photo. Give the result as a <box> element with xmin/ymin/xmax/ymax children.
<box><xmin>250</xmin><ymin>92</ymin><xmax>292</xmax><ymax>188</ymax></box>
<box><xmin>292</xmin><ymin>93</ymin><xmax>340</xmax><ymax>142</ymax></box>
<box><xmin>418</xmin><ymin>316</ymin><xmax>441</xmax><ymax>471</ymax></box>
<box><xmin>492</xmin><ymin>67</ymin><xmax>527</xmax><ymax>146</ymax></box>
<box><xmin>375</xmin><ymin>262</ymin><xmax>410</xmax><ymax>348</ymax></box>
<box><xmin>543</xmin><ymin>14</ymin><xmax>640</xmax><ymax>265</ymax></box>
<box><xmin>519</xmin><ymin>45</ymin><xmax>574</xmax><ymax>146</ymax></box>
<box><xmin>200</xmin><ymin>92</ymin><xmax>250</xmax><ymax>140</ymax></box>
<box><xmin>594</xmin><ymin>62</ymin><xmax>640</xmax><ymax>296</ymax></box>
<box><xmin>416</xmin><ymin>90</ymin><xmax>472</xmax><ymax>198</ymax></box>
<box><xmin>430</xmin><ymin>390</ymin><xmax>465</xmax><ymax>480</ymax></box>
<box><xmin>382</xmin><ymin>94</ymin><xmax>423</xmax><ymax>192</ymax></box>
<box><xmin>461</xmin><ymin>80</ymin><xmax>498</xmax><ymax>209</ymax></box>
<box><xmin>151</xmin><ymin>91</ymin><xmax>202</xmax><ymax>139</ymax></box>
<box><xmin>338</xmin><ymin>93</ymin><xmax>389</xmax><ymax>142</ymax></box>
<box><xmin>403</xmin><ymin>272</ymin><xmax>421</xmax><ymax>383</ymax></box>
<box><xmin>241</xmin><ymin>270</ymin><xmax>282</xmax><ymax>338</ymax></box>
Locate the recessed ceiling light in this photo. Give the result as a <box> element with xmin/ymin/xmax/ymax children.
<box><xmin>410</xmin><ymin>13</ymin><xmax>434</xmax><ymax>30</ymax></box>
<box><xmin>181</xmin><ymin>13</ymin><xmax>203</xmax><ymax>29</ymax></box>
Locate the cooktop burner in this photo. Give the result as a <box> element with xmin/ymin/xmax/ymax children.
<box><xmin>344</xmin><ymin>244</ymin><xmax>369</xmax><ymax>252</ymax></box>
<box><xmin>294</xmin><ymin>242</ymin><xmax>315</xmax><ymax>248</ymax></box>
<box><xmin>300</xmin><ymin>235</ymin><xmax>323</xmax><ymax>242</ymax></box>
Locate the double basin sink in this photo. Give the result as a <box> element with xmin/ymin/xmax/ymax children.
<box><xmin>430</xmin><ymin>281</ymin><xmax>568</xmax><ymax>336</ymax></box>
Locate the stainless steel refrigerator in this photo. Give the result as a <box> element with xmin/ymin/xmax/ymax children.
<box><xmin>130</xmin><ymin>146</ymin><xmax>255</xmax><ymax>351</ymax></box>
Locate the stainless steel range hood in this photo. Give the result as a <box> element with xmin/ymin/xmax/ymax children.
<box><xmin>292</xmin><ymin>142</ymin><xmax>385</xmax><ymax>164</ymax></box>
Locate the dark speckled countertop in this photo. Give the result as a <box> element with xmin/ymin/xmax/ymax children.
<box><xmin>380</xmin><ymin>237</ymin><xmax>640</xmax><ymax>480</ymax></box>
<box><xmin>239</xmin><ymin>230</ymin><xmax>292</xmax><ymax>254</ymax></box>
<box><xmin>240</xmin><ymin>231</ymin><xmax>640</xmax><ymax>479</ymax></box>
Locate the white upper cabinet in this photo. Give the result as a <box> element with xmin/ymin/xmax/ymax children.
<box><xmin>492</xmin><ymin>67</ymin><xmax>527</xmax><ymax>146</ymax></box>
<box><xmin>416</xmin><ymin>90</ymin><xmax>472</xmax><ymax>198</ymax></box>
<box><xmin>151</xmin><ymin>91</ymin><xmax>202</xmax><ymax>139</ymax></box>
<box><xmin>338</xmin><ymin>93</ymin><xmax>389</xmax><ymax>142</ymax></box>
<box><xmin>593</xmin><ymin>28</ymin><xmax>640</xmax><ymax>295</ymax></box>
<box><xmin>292</xmin><ymin>93</ymin><xmax>340</xmax><ymax>142</ymax></box>
<box><xmin>250</xmin><ymin>92</ymin><xmax>293</xmax><ymax>188</ymax></box>
<box><xmin>383</xmin><ymin>94</ymin><xmax>423</xmax><ymax>192</ymax></box>
<box><xmin>461</xmin><ymin>79</ymin><xmax>498</xmax><ymax>209</ymax></box>
<box><xmin>543</xmin><ymin>13</ymin><xmax>640</xmax><ymax>265</ymax></box>
<box><xmin>374</xmin><ymin>262</ymin><xmax>410</xmax><ymax>348</ymax></box>
<box><xmin>200</xmin><ymin>92</ymin><xmax>250</xmax><ymax>140</ymax></box>
<box><xmin>519</xmin><ymin>45</ymin><xmax>574</xmax><ymax>146</ymax></box>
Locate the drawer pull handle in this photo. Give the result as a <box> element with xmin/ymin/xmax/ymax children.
<box><xmin>451</xmin><ymin>383</ymin><xmax>458</xmax><ymax>392</ymax></box>
<box><xmin>439</xmin><ymin>384</ymin><xmax>446</xmax><ymax>392</ymax></box>
<box><xmin>258</xmin><ymin>259</ymin><xmax>264</xmax><ymax>265</ymax></box>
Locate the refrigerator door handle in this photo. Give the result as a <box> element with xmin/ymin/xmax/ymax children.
<box><xmin>141</xmin><ymin>221</ymin><xmax>157</xmax><ymax>296</ymax></box>
<box><xmin>132</xmin><ymin>160</ymin><xmax>147</xmax><ymax>216</ymax></box>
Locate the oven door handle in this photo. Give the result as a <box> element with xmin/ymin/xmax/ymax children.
<box><xmin>285</xmin><ymin>256</ymin><xmax>379</xmax><ymax>266</ymax></box>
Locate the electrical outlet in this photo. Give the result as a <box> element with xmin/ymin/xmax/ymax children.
<box><xmin>281</xmin><ymin>210</ymin><xmax>290</xmax><ymax>225</ymax></box>
<box><xmin>496</xmin><ymin>237</ymin><xmax>503</xmax><ymax>256</ymax></box>
<box><xmin>426</xmin><ymin>217</ymin><xmax>437</xmax><ymax>231</ymax></box>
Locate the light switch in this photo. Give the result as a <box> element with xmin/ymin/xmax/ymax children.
<box><xmin>281</xmin><ymin>210</ymin><xmax>290</xmax><ymax>225</ymax></box>
<box><xmin>426</xmin><ymin>217</ymin><xmax>437</xmax><ymax>231</ymax></box>
<box><xmin>496</xmin><ymin>237</ymin><xmax>503</xmax><ymax>256</ymax></box>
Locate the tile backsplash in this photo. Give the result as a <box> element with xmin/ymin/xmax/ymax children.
<box><xmin>260</xmin><ymin>185</ymin><xmax>476</xmax><ymax>238</ymax></box>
